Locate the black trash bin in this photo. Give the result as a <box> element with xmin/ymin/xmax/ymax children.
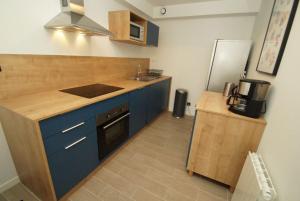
<box><xmin>173</xmin><ymin>89</ymin><xmax>188</xmax><ymax>118</ymax></box>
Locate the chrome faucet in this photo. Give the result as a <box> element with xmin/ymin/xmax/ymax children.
<box><xmin>137</xmin><ymin>64</ymin><xmax>143</xmax><ymax>79</ymax></box>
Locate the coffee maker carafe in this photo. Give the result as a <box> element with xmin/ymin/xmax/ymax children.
<box><xmin>227</xmin><ymin>79</ymin><xmax>271</xmax><ymax>118</ymax></box>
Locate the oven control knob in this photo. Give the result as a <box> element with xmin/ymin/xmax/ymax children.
<box><xmin>106</xmin><ymin>114</ymin><xmax>111</xmax><ymax>119</ymax></box>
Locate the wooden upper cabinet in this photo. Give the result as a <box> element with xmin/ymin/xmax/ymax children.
<box><xmin>108</xmin><ymin>10</ymin><xmax>159</xmax><ymax>47</ymax></box>
<box><xmin>108</xmin><ymin>10</ymin><xmax>131</xmax><ymax>41</ymax></box>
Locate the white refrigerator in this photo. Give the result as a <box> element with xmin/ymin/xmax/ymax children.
<box><xmin>206</xmin><ymin>39</ymin><xmax>252</xmax><ymax>92</ymax></box>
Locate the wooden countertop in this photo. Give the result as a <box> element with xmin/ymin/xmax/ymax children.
<box><xmin>0</xmin><ymin>76</ymin><xmax>171</xmax><ymax>121</ymax></box>
<box><xmin>196</xmin><ymin>91</ymin><xmax>266</xmax><ymax>124</ymax></box>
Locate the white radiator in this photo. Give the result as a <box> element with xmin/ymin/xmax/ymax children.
<box><xmin>231</xmin><ymin>152</ymin><xmax>276</xmax><ymax>201</ymax></box>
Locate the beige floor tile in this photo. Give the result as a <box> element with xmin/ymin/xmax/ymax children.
<box><xmin>197</xmin><ymin>190</ymin><xmax>227</xmax><ymax>201</ymax></box>
<box><xmin>171</xmin><ymin>169</ymin><xmax>228</xmax><ymax>200</ymax></box>
<box><xmin>137</xmin><ymin>135</ymin><xmax>166</xmax><ymax>147</ymax></box>
<box><xmin>83</xmin><ymin>177</ymin><xmax>108</xmax><ymax>197</ymax></box>
<box><xmin>155</xmin><ymin>152</ymin><xmax>186</xmax><ymax>169</ymax></box>
<box><xmin>115</xmin><ymin>156</ymin><xmax>150</xmax><ymax>175</ymax></box>
<box><xmin>131</xmin><ymin>188</ymin><xmax>164</xmax><ymax>201</ymax></box>
<box><xmin>227</xmin><ymin>191</ymin><xmax>232</xmax><ymax>201</ymax></box>
<box><xmin>98</xmin><ymin>186</ymin><xmax>134</xmax><ymax>201</ymax></box>
<box><xmin>163</xmin><ymin>188</ymin><xmax>194</xmax><ymax>201</ymax></box>
<box><xmin>69</xmin><ymin>188</ymin><xmax>100</xmax><ymax>201</ymax></box>
<box><xmin>118</xmin><ymin>167</ymin><xmax>167</xmax><ymax>198</ymax></box>
<box><xmin>126</xmin><ymin>142</ymin><xmax>158</xmax><ymax>159</ymax></box>
<box><xmin>103</xmin><ymin>159</ymin><xmax>124</xmax><ymax>174</ymax></box>
<box><xmin>95</xmin><ymin>168</ymin><xmax>137</xmax><ymax>197</ymax></box>
<box><xmin>145</xmin><ymin>168</ymin><xmax>199</xmax><ymax>200</ymax></box>
<box><xmin>113</xmin><ymin>148</ymin><xmax>135</xmax><ymax>162</ymax></box>
<box><xmin>1</xmin><ymin>184</ymin><xmax>40</xmax><ymax>201</ymax></box>
<box><xmin>0</xmin><ymin>195</ymin><xmax>7</xmax><ymax>201</ymax></box>
<box><xmin>131</xmin><ymin>153</ymin><xmax>175</xmax><ymax>175</ymax></box>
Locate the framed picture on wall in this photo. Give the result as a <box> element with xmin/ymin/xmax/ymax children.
<box><xmin>257</xmin><ymin>0</ymin><xmax>299</xmax><ymax>76</ymax></box>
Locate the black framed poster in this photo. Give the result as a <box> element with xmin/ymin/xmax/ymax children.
<box><xmin>257</xmin><ymin>0</ymin><xmax>299</xmax><ymax>75</ymax></box>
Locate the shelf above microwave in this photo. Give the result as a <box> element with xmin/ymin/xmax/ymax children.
<box><xmin>108</xmin><ymin>10</ymin><xmax>159</xmax><ymax>47</ymax></box>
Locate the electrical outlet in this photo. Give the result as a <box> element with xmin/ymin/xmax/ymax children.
<box><xmin>187</xmin><ymin>102</ymin><xmax>191</xmax><ymax>106</ymax></box>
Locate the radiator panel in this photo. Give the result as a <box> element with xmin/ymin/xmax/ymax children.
<box><xmin>231</xmin><ymin>152</ymin><xmax>276</xmax><ymax>201</ymax></box>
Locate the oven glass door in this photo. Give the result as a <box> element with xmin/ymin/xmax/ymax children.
<box><xmin>130</xmin><ymin>24</ymin><xmax>141</xmax><ymax>39</ymax></box>
<box><xmin>97</xmin><ymin>112</ymin><xmax>129</xmax><ymax>160</ymax></box>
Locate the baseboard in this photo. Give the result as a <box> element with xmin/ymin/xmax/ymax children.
<box><xmin>0</xmin><ymin>177</ymin><xmax>19</xmax><ymax>193</ymax></box>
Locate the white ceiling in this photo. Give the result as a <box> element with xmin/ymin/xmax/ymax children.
<box><xmin>146</xmin><ymin>0</ymin><xmax>220</xmax><ymax>6</ymax></box>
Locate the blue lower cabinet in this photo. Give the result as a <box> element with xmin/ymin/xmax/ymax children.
<box><xmin>41</xmin><ymin>81</ymin><xmax>170</xmax><ymax>199</ymax></box>
<box><xmin>146</xmin><ymin>79</ymin><xmax>171</xmax><ymax>123</ymax></box>
<box><xmin>44</xmin><ymin>118</ymin><xmax>96</xmax><ymax>157</ymax></box>
<box><xmin>146</xmin><ymin>83</ymin><xmax>161</xmax><ymax>123</ymax></box>
<box><xmin>40</xmin><ymin>105</ymin><xmax>95</xmax><ymax>140</ymax></box>
<box><xmin>160</xmin><ymin>79</ymin><xmax>171</xmax><ymax>111</ymax></box>
<box><xmin>129</xmin><ymin>88</ymin><xmax>147</xmax><ymax>136</ymax></box>
<box><xmin>40</xmin><ymin>94</ymin><xmax>129</xmax><ymax>140</ymax></box>
<box><xmin>48</xmin><ymin>131</ymin><xmax>99</xmax><ymax>199</ymax></box>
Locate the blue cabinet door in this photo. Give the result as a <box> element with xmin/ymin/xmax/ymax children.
<box><xmin>147</xmin><ymin>21</ymin><xmax>159</xmax><ymax>47</ymax></box>
<box><xmin>48</xmin><ymin>131</ymin><xmax>99</xmax><ymax>199</ymax></box>
<box><xmin>129</xmin><ymin>88</ymin><xmax>147</xmax><ymax>136</ymax></box>
<box><xmin>41</xmin><ymin>94</ymin><xmax>129</xmax><ymax>199</ymax></box>
<box><xmin>145</xmin><ymin>84</ymin><xmax>158</xmax><ymax>123</ymax></box>
<box><xmin>160</xmin><ymin>79</ymin><xmax>171</xmax><ymax>111</ymax></box>
<box><xmin>146</xmin><ymin>79</ymin><xmax>171</xmax><ymax>123</ymax></box>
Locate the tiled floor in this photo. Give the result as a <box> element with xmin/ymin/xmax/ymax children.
<box><xmin>1</xmin><ymin>112</ymin><xmax>230</xmax><ymax>201</ymax></box>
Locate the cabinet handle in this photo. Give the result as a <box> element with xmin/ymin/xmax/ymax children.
<box><xmin>64</xmin><ymin>137</ymin><xmax>87</xmax><ymax>150</ymax></box>
<box><xmin>103</xmin><ymin>113</ymin><xmax>130</xmax><ymax>130</ymax></box>
<box><xmin>62</xmin><ymin>122</ymin><xmax>85</xmax><ymax>134</ymax></box>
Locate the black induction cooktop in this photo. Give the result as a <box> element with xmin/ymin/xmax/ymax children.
<box><xmin>60</xmin><ymin>84</ymin><xmax>124</xmax><ymax>99</ymax></box>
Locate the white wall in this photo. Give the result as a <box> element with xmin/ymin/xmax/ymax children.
<box><xmin>245</xmin><ymin>1</ymin><xmax>300</xmax><ymax>201</ymax></box>
<box><xmin>0</xmin><ymin>0</ymin><xmax>154</xmax><ymax>57</ymax></box>
<box><xmin>152</xmin><ymin>15</ymin><xmax>256</xmax><ymax>114</ymax></box>
<box><xmin>153</xmin><ymin>0</ymin><xmax>261</xmax><ymax>19</ymax></box>
<box><xmin>123</xmin><ymin>0</ymin><xmax>262</xmax><ymax>19</ymax></box>
<box><xmin>0</xmin><ymin>125</ymin><xmax>18</xmax><ymax>192</ymax></box>
<box><xmin>259</xmin><ymin>6</ymin><xmax>300</xmax><ymax>201</ymax></box>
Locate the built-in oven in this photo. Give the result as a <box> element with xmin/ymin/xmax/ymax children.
<box><xmin>96</xmin><ymin>104</ymin><xmax>130</xmax><ymax>160</ymax></box>
<box><xmin>130</xmin><ymin>21</ymin><xmax>144</xmax><ymax>42</ymax></box>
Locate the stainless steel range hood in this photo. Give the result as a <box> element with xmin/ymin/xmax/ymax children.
<box><xmin>45</xmin><ymin>0</ymin><xmax>112</xmax><ymax>36</ymax></box>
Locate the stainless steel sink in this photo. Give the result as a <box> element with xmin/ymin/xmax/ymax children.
<box><xmin>135</xmin><ymin>75</ymin><xmax>161</xmax><ymax>82</ymax></box>
<box><xmin>132</xmin><ymin>69</ymin><xmax>163</xmax><ymax>82</ymax></box>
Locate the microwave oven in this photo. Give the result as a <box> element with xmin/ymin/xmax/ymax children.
<box><xmin>130</xmin><ymin>21</ymin><xmax>144</xmax><ymax>41</ymax></box>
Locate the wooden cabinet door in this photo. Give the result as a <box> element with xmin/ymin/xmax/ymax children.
<box><xmin>189</xmin><ymin>111</ymin><xmax>265</xmax><ymax>187</ymax></box>
<box><xmin>216</xmin><ymin>117</ymin><xmax>265</xmax><ymax>186</ymax></box>
<box><xmin>191</xmin><ymin>112</ymin><xmax>228</xmax><ymax>181</ymax></box>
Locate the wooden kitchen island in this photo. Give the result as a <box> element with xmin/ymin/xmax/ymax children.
<box><xmin>186</xmin><ymin>91</ymin><xmax>266</xmax><ymax>191</ymax></box>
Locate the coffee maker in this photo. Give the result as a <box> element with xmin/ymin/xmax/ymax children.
<box><xmin>227</xmin><ymin>79</ymin><xmax>271</xmax><ymax>118</ymax></box>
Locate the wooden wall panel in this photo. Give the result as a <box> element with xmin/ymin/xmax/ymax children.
<box><xmin>0</xmin><ymin>54</ymin><xmax>149</xmax><ymax>100</ymax></box>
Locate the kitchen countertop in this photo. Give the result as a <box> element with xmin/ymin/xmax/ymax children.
<box><xmin>196</xmin><ymin>91</ymin><xmax>266</xmax><ymax>124</ymax></box>
<box><xmin>0</xmin><ymin>76</ymin><xmax>171</xmax><ymax>121</ymax></box>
